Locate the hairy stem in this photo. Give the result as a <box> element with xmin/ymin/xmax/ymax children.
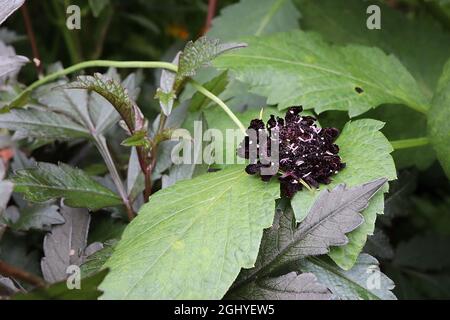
<box><xmin>0</xmin><ymin>260</ymin><xmax>46</xmax><ymax>288</ymax></box>
<box><xmin>390</xmin><ymin>137</ymin><xmax>429</xmax><ymax>150</ymax></box>
<box><xmin>189</xmin><ymin>79</ymin><xmax>247</xmax><ymax>134</ymax></box>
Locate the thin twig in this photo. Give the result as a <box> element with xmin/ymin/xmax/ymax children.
<box><xmin>21</xmin><ymin>4</ymin><xmax>43</xmax><ymax>77</ymax></box>
<box><xmin>0</xmin><ymin>260</ymin><xmax>46</xmax><ymax>288</ymax></box>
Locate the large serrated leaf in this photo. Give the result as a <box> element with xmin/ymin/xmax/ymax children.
<box><xmin>99</xmin><ymin>166</ymin><xmax>279</xmax><ymax>299</ymax></box>
<box><xmin>428</xmin><ymin>58</ymin><xmax>450</xmax><ymax>178</ymax></box>
<box><xmin>41</xmin><ymin>205</ymin><xmax>91</xmax><ymax>283</ymax></box>
<box><xmin>227</xmin><ymin>272</ymin><xmax>331</xmax><ymax>300</ymax></box>
<box><xmin>296</xmin><ymin>0</ymin><xmax>450</xmax><ymax>97</ymax></box>
<box><xmin>292</xmin><ymin>119</ymin><xmax>397</xmax><ymax>270</ymax></box>
<box><xmin>233</xmin><ymin>179</ymin><xmax>386</xmax><ymax>287</ymax></box>
<box><xmin>208</xmin><ymin>0</ymin><xmax>300</xmax><ymax>41</ymax></box>
<box><xmin>6</xmin><ymin>204</ymin><xmax>64</xmax><ymax>232</ymax></box>
<box><xmin>66</xmin><ymin>73</ymin><xmax>144</xmax><ymax>132</ymax></box>
<box><xmin>297</xmin><ymin>254</ymin><xmax>396</xmax><ymax>300</ymax></box>
<box><xmin>0</xmin><ymin>108</ymin><xmax>91</xmax><ymax>140</ymax></box>
<box><xmin>12</xmin><ymin>162</ymin><xmax>122</xmax><ymax>211</ymax></box>
<box><xmin>214</xmin><ymin>31</ymin><xmax>429</xmax><ymax>117</ymax></box>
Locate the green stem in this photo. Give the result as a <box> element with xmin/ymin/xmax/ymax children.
<box><xmin>10</xmin><ymin>59</ymin><xmax>245</xmax><ymax>135</ymax></box>
<box><xmin>390</xmin><ymin>137</ymin><xmax>429</xmax><ymax>150</ymax></box>
<box><xmin>189</xmin><ymin>79</ymin><xmax>247</xmax><ymax>134</ymax></box>
<box><xmin>8</xmin><ymin>60</ymin><xmax>178</xmax><ymax>109</ymax></box>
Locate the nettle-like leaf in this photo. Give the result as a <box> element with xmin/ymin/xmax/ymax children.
<box><xmin>0</xmin><ymin>0</ymin><xmax>25</xmax><ymax>25</ymax></box>
<box><xmin>428</xmin><ymin>58</ymin><xmax>450</xmax><ymax>178</ymax></box>
<box><xmin>297</xmin><ymin>254</ymin><xmax>396</xmax><ymax>300</ymax></box>
<box><xmin>13</xmin><ymin>269</ymin><xmax>109</xmax><ymax>300</ymax></box>
<box><xmin>37</xmin><ymin>71</ymin><xmax>141</xmax><ymax>136</ymax></box>
<box><xmin>99</xmin><ymin>166</ymin><xmax>279</xmax><ymax>299</ymax></box>
<box><xmin>1</xmin><ymin>71</ymin><xmax>139</xmax><ymax>142</ymax></box>
<box><xmin>214</xmin><ymin>31</ymin><xmax>429</xmax><ymax>117</ymax></box>
<box><xmin>232</xmin><ymin>179</ymin><xmax>386</xmax><ymax>290</ymax></box>
<box><xmin>227</xmin><ymin>272</ymin><xmax>331</xmax><ymax>300</ymax></box>
<box><xmin>41</xmin><ymin>205</ymin><xmax>102</xmax><ymax>283</ymax></box>
<box><xmin>174</xmin><ymin>37</ymin><xmax>247</xmax><ymax>90</ymax></box>
<box><xmin>292</xmin><ymin>119</ymin><xmax>397</xmax><ymax>270</ymax></box>
<box><xmin>81</xmin><ymin>240</ymin><xmax>117</xmax><ymax>278</ymax></box>
<box><xmin>66</xmin><ymin>73</ymin><xmax>145</xmax><ymax>133</ymax></box>
<box><xmin>208</xmin><ymin>0</ymin><xmax>300</xmax><ymax>41</ymax></box>
<box><xmin>297</xmin><ymin>0</ymin><xmax>450</xmax><ymax>97</ymax></box>
<box><xmin>12</xmin><ymin>162</ymin><xmax>122</xmax><ymax>211</ymax></box>
<box><xmin>0</xmin><ymin>108</ymin><xmax>91</xmax><ymax>140</ymax></box>
<box><xmin>4</xmin><ymin>204</ymin><xmax>64</xmax><ymax>232</ymax></box>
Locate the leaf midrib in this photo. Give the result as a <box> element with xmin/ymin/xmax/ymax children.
<box><xmin>225</xmin><ymin>54</ymin><xmax>402</xmax><ymax>103</ymax></box>
<box><xmin>121</xmin><ymin>171</ymin><xmax>247</xmax><ymax>299</ymax></box>
<box><xmin>238</xmin><ymin>185</ymin><xmax>380</xmax><ymax>288</ymax></box>
<box><xmin>15</xmin><ymin>180</ymin><xmax>119</xmax><ymax>200</ymax></box>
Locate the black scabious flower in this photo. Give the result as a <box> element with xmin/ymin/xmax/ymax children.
<box><xmin>237</xmin><ymin>106</ymin><xmax>346</xmax><ymax>198</ymax></box>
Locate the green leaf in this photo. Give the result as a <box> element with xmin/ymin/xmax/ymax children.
<box><xmin>189</xmin><ymin>72</ymin><xmax>229</xmax><ymax>111</ymax></box>
<box><xmin>121</xmin><ymin>130</ymin><xmax>150</xmax><ymax>148</ymax></box>
<box><xmin>99</xmin><ymin>166</ymin><xmax>279</xmax><ymax>299</ymax></box>
<box><xmin>296</xmin><ymin>0</ymin><xmax>450</xmax><ymax>97</ymax></box>
<box><xmin>297</xmin><ymin>254</ymin><xmax>396</xmax><ymax>300</ymax></box>
<box><xmin>13</xmin><ymin>269</ymin><xmax>109</xmax><ymax>300</ymax></box>
<box><xmin>0</xmin><ymin>108</ymin><xmax>91</xmax><ymax>140</ymax></box>
<box><xmin>214</xmin><ymin>31</ymin><xmax>429</xmax><ymax>117</ymax></box>
<box><xmin>208</xmin><ymin>0</ymin><xmax>301</xmax><ymax>41</ymax></box>
<box><xmin>7</xmin><ymin>204</ymin><xmax>64</xmax><ymax>232</ymax></box>
<box><xmin>233</xmin><ymin>179</ymin><xmax>386</xmax><ymax>287</ymax></box>
<box><xmin>428</xmin><ymin>59</ymin><xmax>450</xmax><ymax>178</ymax></box>
<box><xmin>175</xmin><ymin>37</ymin><xmax>247</xmax><ymax>90</ymax></box>
<box><xmin>227</xmin><ymin>272</ymin><xmax>331</xmax><ymax>300</ymax></box>
<box><xmin>41</xmin><ymin>205</ymin><xmax>91</xmax><ymax>283</ymax></box>
<box><xmin>66</xmin><ymin>73</ymin><xmax>145</xmax><ymax>132</ymax></box>
<box><xmin>12</xmin><ymin>162</ymin><xmax>122</xmax><ymax>211</ymax></box>
<box><xmin>81</xmin><ymin>240</ymin><xmax>117</xmax><ymax>278</ymax></box>
<box><xmin>291</xmin><ymin>119</ymin><xmax>397</xmax><ymax>270</ymax></box>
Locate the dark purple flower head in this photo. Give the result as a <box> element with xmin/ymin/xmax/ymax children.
<box><xmin>237</xmin><ymin>106</ymin><xmax>346</xmax><ymax>198</ymax></box>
